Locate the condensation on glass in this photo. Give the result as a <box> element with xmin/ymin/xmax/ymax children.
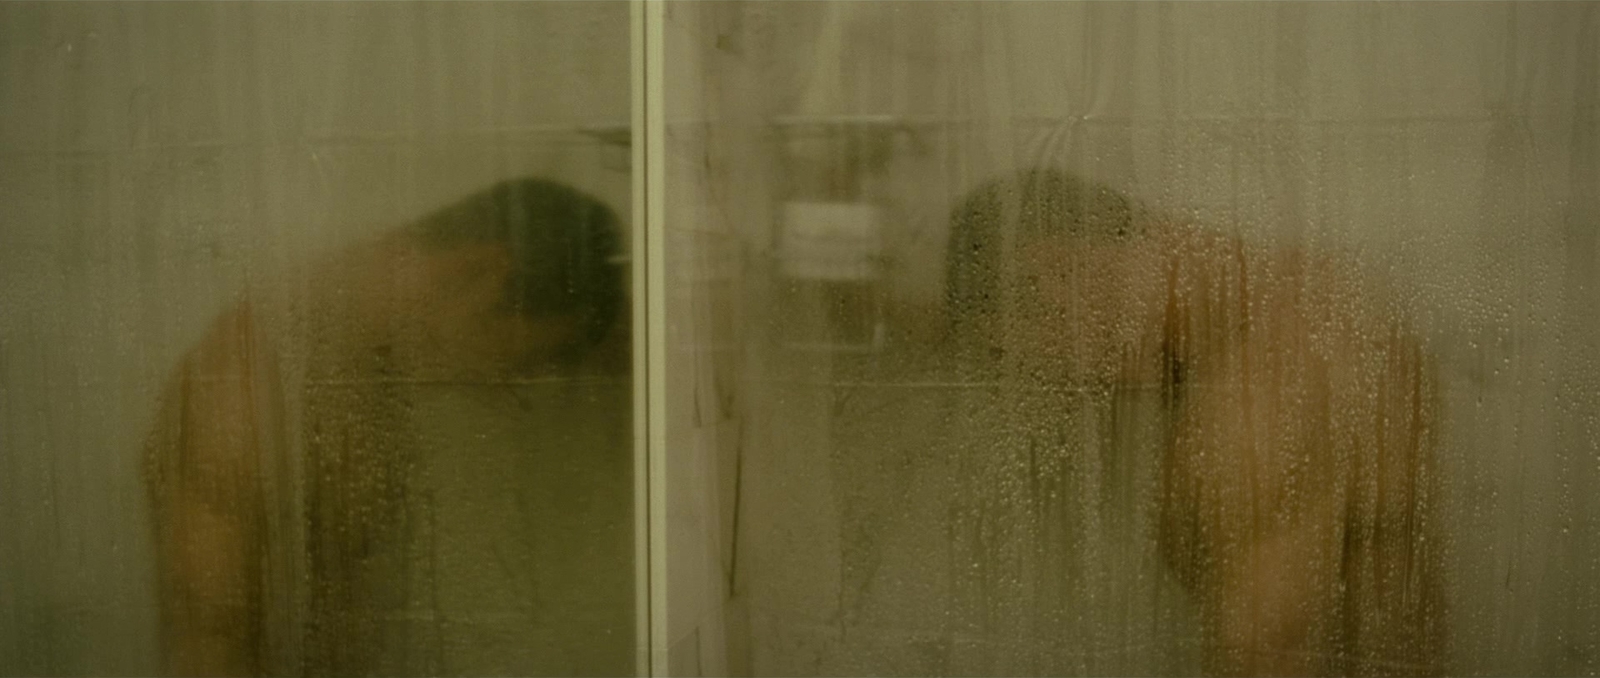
<box><xmin>660</xmin><ymin>2</ymin><xmax>1599</xmax><ymax>677</ymax></box>
<box><xmin>4</xmin><ymin>1</ymin><xmax>1600</xmax><ymax>677</ymax></box>
<box><xmin>0</xmin><ymin>3</ymin><xmax>634</xmax><ymax>676</ymax></box>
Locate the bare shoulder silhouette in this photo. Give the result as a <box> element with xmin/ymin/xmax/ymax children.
<box><xmin>945</xmin><ymin>168</ymin><xmax>1446</xmax><ymax>675</ymax></box>
<box><xmin>142</xmin><ymin>178</ymin><xmax>629</xmax><ymax>677</ymax></box>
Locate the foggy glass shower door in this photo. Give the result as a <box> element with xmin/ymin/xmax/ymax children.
<box><xmin>0</xmin><ymin>2</ymin><xmax>641</xmax><ymax>675</ymax></box>
<box><xmin>658</xmin><ymin>2</ymin><xmax>1600</xmax><ymax>676</ymax></box>
<box><xmin>5</xmin><ymin>2</ymin><xmax>1600</xmax><ymax>677</ymax></box>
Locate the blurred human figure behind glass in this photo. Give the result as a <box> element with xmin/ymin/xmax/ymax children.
<box><xmin>142</xmin><ymin>178</ymin><xmax>630</xmax><ymax>676</ymax></box>
<box><xmin>945</xmin><ymin>169</ymin><xmax>1446</xmax><ymax>676</ymax></box>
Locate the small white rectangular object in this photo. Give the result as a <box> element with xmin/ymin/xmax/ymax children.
<box><xmin>778</xmin><ymin>201</ymin><xmax>885</xmax><ymax>281</ymax></box>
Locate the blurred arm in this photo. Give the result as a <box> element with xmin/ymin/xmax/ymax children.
<box><xmin>1160</xmin><ymin>245</ymin><xmax>1442</xmax><ymax>676</ymax></box>
<box><xmin>145</xmin><ymin>304</ymin><xmax>271</xmax><ymax>677</ymax></box>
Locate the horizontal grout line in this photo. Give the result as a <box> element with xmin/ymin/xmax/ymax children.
<box><xmin>0</xmin><ymin>128</ymin><xmax>634</xmax><ymax>158</ymax></box>
<box><xmin>10</xmin><ymin>112</ymin><xmax>1588</xmax><ymax>158</ymax></box>
<box><xmin>294</xmin><ymin>376</ymin><xmax>628</xmax><ymax>386</ymax></box>
<box><xmin>757</xmin><ymin>378</ymin><xmax>1179</xmax><ymax>392</ymax></box>
<box><xmin>669</xmin><ymin>113</ymin><xmax>1594</xmax><ymax>131</ymax></box>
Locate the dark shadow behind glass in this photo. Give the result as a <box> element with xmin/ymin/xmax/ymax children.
<box><xmin>940</xmin><ymin>168</ymin><xmax>1445</xmax><ymax>675</ymax></box>
<box><xmin>141</xmin><ymin>178</ymin><xmax>633</xmax><ymax>676</ymax></box>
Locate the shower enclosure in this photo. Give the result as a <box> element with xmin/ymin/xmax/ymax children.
<box><xmin>2</xmin><ymin>2</ymin><xmax>1596</xmax><ymax>675</ymax></box>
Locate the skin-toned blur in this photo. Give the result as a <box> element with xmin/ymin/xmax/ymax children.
<box><xmin>144</xmin><ymin>170</ymin><xmax>1441</xmax><ymax>678</ymax></box>
<box><xmin>948</xmin><ymin>169</ymin><xmax>1445</xmax><ymax>676</ymax></box>
<box><xmin>141</xmin><ymin>179</ymin><xmax>629</xmax><ymax>677</ymax></box>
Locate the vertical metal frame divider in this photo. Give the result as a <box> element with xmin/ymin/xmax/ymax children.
<box><xmin>632</xmin><ymin>1</ymin><xmax>669</xmax><ymax>676</ymax></box>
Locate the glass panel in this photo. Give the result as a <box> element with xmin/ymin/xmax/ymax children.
<box><xmin>0</xmin><ymin>2</ymin><xmax>637</xmax><ymax>675</ymax></box>
<box><xmin>664</xmin><ymin>2</ymin><xmax>1600</xmax><ymax>675</ymax></box>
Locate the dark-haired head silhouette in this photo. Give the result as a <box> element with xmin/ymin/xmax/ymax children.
<box><xmin>411</xmin><ymin>177</ymin><xmax>625</xmax><ymax>363</ymax></box>
<box><xmin>944</xmin><ymin>168</ymin><xmax>1140</xmax><ymax>355</ymax></box>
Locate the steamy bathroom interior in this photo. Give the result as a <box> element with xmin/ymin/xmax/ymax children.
<box><xmin>1</xmin><ymin>2</ymin><xmax>1597</xmax><ymax>676</ymax></box>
